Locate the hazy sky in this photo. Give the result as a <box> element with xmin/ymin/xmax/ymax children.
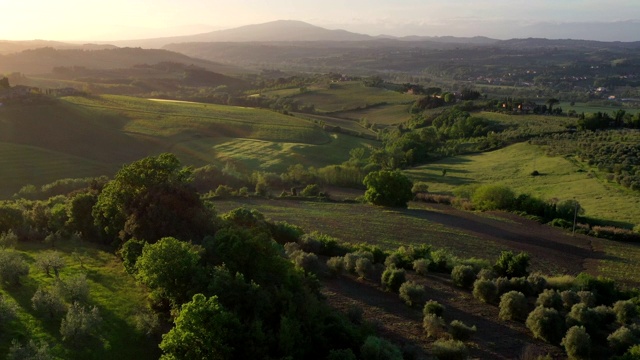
<box><xmin>2</xmin><ymin>0</ymin><xmax>639</xmax><ymax>41</ymax></box>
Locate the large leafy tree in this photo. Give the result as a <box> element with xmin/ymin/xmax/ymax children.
<box><xmin>363</xmin><ymin>170</ymin><xmax>413</xmax><ymax>208</ymax></box>
<box><xmin>135</xmin><ymin>237</ymin><xmax>203</xmax><ymax>306</ymax></box>
<box><xmin>159</xmin><ymin>294</ymin><xmax>241</xmax><ymax>360</ymax></box>
<box><xmin>92</xmin><ymin>153</ymin><xmax>214</xmax><ymax>243</ymax></box>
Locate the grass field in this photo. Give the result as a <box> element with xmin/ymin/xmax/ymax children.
<box><xmin>559</xmin><ymin>102</ymin><xmax>640</xmax><ymax>115</ymax></box>
<box><xmin>333</xmin><ymin>104</ymin><xmax>413</xmax><ymax>125</ymax></box>
<box><xmin>0</xmin><ymin>95</ymin><xmax>376</xmax><ymax>198</ymax></box>
<box><xmin>177</xmin><ymin>133</ymin><xmax>378</xmax><ymax>173</ymax></box>
<box><xmin>1</xmin><ymin>241</ymin><xmax>158</xmax><ymax>359</ymax></box>
<box><xmin>289</xmin><ymin>82</ymin><xmax>417</xmax><ymax>113</ymax></box>
<box><xmin>405</xmin><ymin>142</ymin><xmax>640</xmax><ymax>227</ymax></box>
<box><xmin>211</xmin><ymin>197</ymin><xmax>640</xmax><ymax>284</ymax></box>
<box><xmin>0</xmin><ymin>143</ymin><xmax>113</xmax><ymax>198</ymax></box>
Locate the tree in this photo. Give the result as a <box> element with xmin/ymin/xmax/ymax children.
<box><xmin>32</xmin><ymin>286</ymin><xmax>66</xmax><ymax>319</ymax></box>
<box><xmin>35</xmin><ymin>251</ymin><xmax>65</xmax><ymax>278</ymax></box>
<box><xmin>0</xmin><ymin>250</ymin><xmax>29</xmax><ymax>286</ymax></box>
<box><xmin>135</xmin><ymin>237</ymin><xmax>203</xmax><ymax>305</ymax></box>
<box><xmin>159</xmin><ymin>294</ymin><xmax>241</xmax><ymax>360</ymax></box>
<box><xmin>60</xmin><ymin>302</ymin><xmax>102</xmax><ymax>342</ymax></box>
<box><xmin>363</xmin><ymin>171</ymin><xmax>413</xmax><ymax>207</ymax></box>
<box><xmin>546</xmin><ymin>98</ymin><xmax>560</xmax><ymax>114</ymax></box>
<box><xmin>92</xmin><ymin>153</ymin><xmax>214</xmax><ymax>243</ymax></box>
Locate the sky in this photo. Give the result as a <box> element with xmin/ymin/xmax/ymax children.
<box><xmin>1</xmin><ymin>0</ymin><xmax>639</xmax><ymax>41</ymax></box>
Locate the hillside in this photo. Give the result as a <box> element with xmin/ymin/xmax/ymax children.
<box><xmin>0</xmin><ymin>95</ymin><xmax>374</xmax><ymax>198</ymax></box>
<box><xmin>0</xmin><ymin>47</ymin><xmax>243</xmax><ymax>75</ymax></box>
<box><xmin>0</xmin><ymin>40</ymin><xmax>117</xmax><ymax>55</ymax></box>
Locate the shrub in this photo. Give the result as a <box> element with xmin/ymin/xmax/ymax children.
<box><xmin>360</xmin><ymin>336</ymin><xmax>403</xmax><ymax>360</ymax></box>
<box><xmin>499</xmin><ymin>291</ymin><xmax>529</xmax><ymax>321</ymax></box>
<box><xmin>608</xmin><ymin>326</ymin><xmax>638</xmax><ymax>354</ymax></box>
<box><xmin>413</xmin><ymin>259</ymin><xmax>430</xmax><ymax>276</ymax></box>
<box><xmin>545</xmin><ymin>274</ymin><xmax>575</xmax><ymax>290</ymax></box>
<box><xmin>526</xmin><ymin>273</ymin><xmax>548</xmax><ymax>296</ymax></box>
<box><xmin>214</xmin><ymin>185</ymin><xmax>233</xmax><ymax>197</ymax></box>
<box><xmin>327</xmin><ymin>256</ymin><xmax>345</xmax><ymax>276</ymax></box>
<box><xmin>431</xmin><ymin>339</ymin><xmax>468</xmax><ymax>360</ymax></box>
<box><xmin>291</xmin><ymin>251</ymin><xmax>320</xmax><ymax>274</ymax></box>
<box><xmin>355</xmin><ymin>258</ymin><xmax>373</xmax><ymax>279</ymax></box>
<box><xmin>299</xmin><ymin>235</ymin><xmax>322</xmax><ymax>254</ymax></box>
<box><xmin>613</xmin><ymin>300</ymin><xmax>638</xmax><ymax>324</ymax></box>
<box><xmin>411</xmin><ymin>181</ymin><xmax>430</xmax><ymax>195</ymax></box>
<box><xmin>344</xmin><ymin>251</ymin><xmax>374</xmax><ymax>273</ymax></box>
<box><xmin>430</xmin><ymin>248</ymin><xmax>456</xmax><ymax>273</ymax></box>
<box><xmin>300</xmin><ymin>184</ymin><xmax>321</xmax><ymax>197</ymax></box>
<box><xmin>398</xmin><ymin>281</ymin><xmax>426</xmax><ymax>307</ymax></box>
<box><xmin>561</xmin><ymin>290</ymin><xmax>581</xmax><ymax>310</ymax></box>
<box><xmin>0</xmin><ymin>250</ymin><xmax>29</xmax><ymax>286</ymax></box>
<box><xmin>471</xmin><ymin>184</ymin><xmax>515</xmax><ymax>210</ymax></box>
<box><xmin>473</xmin><ymin>279</ymin><xmax>498</xmax><ymax>304</ymax></box>
<box><xmin>31</xmin><ymin>286</ymin><xmax>66</xmax><ymax>319</ymax></box>
<box><xmin>536</xmin><ymin>289</ymin><xmax>563</xmax><ymax>310</ymax></box>
<box><xmin>577</xmin><ymin>291</ymin><xmax>596</xmax><ymax>307</ymax></box>
<box><xmin>327</xmin><ymin>349</ymin><xmax>357</xmax><ymax>360</ymax></box>
<box><xmin>574</xmin><ymin>273</ymin><xmax>617</xmax><ymax>305</ymax></box>
<box><xmin>0</xmin><ymin>294</ymin><xmax>17</xmax><ymax>324</ymax></box>
<box><xmin>618</xmin><ymin>345</ymin><xmax>640</xmax><ymax>360</ymax></box>
<box><xmin>0</xmin><ymin>230</ymin><xmax>18</xmax><ymax>249</ymax></box>
<box><xmin>60</xmin><ymin>302</ymin><xmax>102</xmax><ymax>341</ymax></box>
<box><xmin>561</xmin><ymin>326</ymin><xmax>591</xmax><ymax>360</ymax></box>
<box><xmin>526</xmin><ymin>306</ymin><xmax>565</xmax><ymax>344</ymax></box>
<box><xmin>381</xmin><ymin>267</ymin><xmax>406</xmax><ymax>293</ymax></box>
<box><xmin>270</xmin><ymin>221</ymin><xmax>304</xmax><ymax>245</ymax></box>
<box><xmin>423</xmin><ymin>313</ymin><xmax>446</xmax><ymax>338</ymax></box>
<box><xmin>477</xmin><ymin>268</ymin><xmax>496</xmax><ymax>280</ymax></box>
<box><xmin>423</xmin><ymin>300</ymin><xmax>445</xmax><ymax>317</ymax></box>
<box><xmin>60</xmin><ymin>273</ymin><xmax>90</xmax><ymax>304</ymax></box>
<box><xmin>451</xmin><ymin>265</ymin><xmax>476</xmax><ymax>289</ymax></box>
<box><xmin>493</xmin><ymin>251</ymin><xmax>530</xmax><ymax>278</ymax></box>
<box><xmin>134</xmin><ymin>309</ymin><xmax>160</xmax><ymax>337</ymax></box>
<box><xmin>448</xmin><ymin>320</ymin><xmax>476</xmax><ymax>341</ymax></box>
<box><xmin>7</xmin><ymin>340</ymin><xmax>54</xmax><ymax>360</ymax></box>
<box><xmin>495</xmin><ymin>276</ymin><xmax>528</xmax><ymax>296</ymax></box>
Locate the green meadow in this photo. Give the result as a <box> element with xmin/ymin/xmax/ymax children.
<box><xmin>289</xmin><ymin>82</ymin><xmax>417</xmax><ymax>113</ymax></box>
<box><xmin>0</xmin><ymin>241</ymin><xmax>158</xmax><ymax>359</ymax></box>
<box><xmin>0</xmin><ymin>95</ymin><xmax>374</xmax><ymax>198</ymax></box>
<box><xmin>406</xmin><ymin>142</ymin><xmax>640</xmax><ymax>227</ymax></box>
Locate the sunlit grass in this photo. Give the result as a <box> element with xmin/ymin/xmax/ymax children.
<box><xmin>1</xmin><ymin>240</ymin><xmax>158</xmax><ymax>359</ymax></box>
<box><xmin>406</xmin><ymin>142</ymin><xmax>640</xmax><ymax>226</ymax></box>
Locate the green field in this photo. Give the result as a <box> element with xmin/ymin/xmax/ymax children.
<box><xmin>333</xmin><ymin>104</ymin><xmax>413</xmax><ymax>125</ymax></box>
<box><xmin>406</xmin><ymin>142</ymin><xmax>640</xmax><ymax>227</ymax></box>
<box><xmin>0</xmin><ymin>95</ymin><xmax>375</xmax><ymax>198</ymax></box>
<box><xmin>0</xmin><ymin>241</ymin><xmax>158</xmax><ymax>359</ymax></box>
<box><xmin>559</xmin><ymin>102</ymin><xmax>640</xmax><ymax>115</ymax></box>
<box><xmin>289</xmin><ymin>82</ymin><xmax>417</xmax><ymax>113</ymax></box>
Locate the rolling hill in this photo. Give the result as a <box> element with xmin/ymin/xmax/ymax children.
<box><xmin>0</xmin><ymin>95</ymin><xmax>374</xmax><ymax>198</ymax></box>
<box><xmin>0</xmin><ymin>47</ymin><xmax>243</xmax><ymax>75</ymax></box>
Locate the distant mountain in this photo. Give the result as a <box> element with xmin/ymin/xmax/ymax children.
<box><xmin>396</xmin><ymin>35</ymin><xmax>498</xmax><ymax>45</ymax></box>
<box><xmin>498</xmin><ymin>37</ymin><xmax>640</xmax><ymax>50</ymax></box>
<box><xmin>0</xmin><ymin>47</ymin><xmax>244</xmax><ymax>75</ymax></box>
<box><xmin>0</xmin><ymin>40</ymin><xmax>117</xmax><ymax>55</ymax></box>
<box><xmin>514</xmin><ymin>20</ymin><xmax>640</xmax><ymax>42</ymax></box>
<box><xmin>107</xmin><ymin>20</ymin><xmax>375</xmax><ymax>48</ymax></box>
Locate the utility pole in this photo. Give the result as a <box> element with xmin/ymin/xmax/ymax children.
<box><xmin>572</xmin><ymin>200</ymin><xmax>579</xmax><ymax>237</ymax></box>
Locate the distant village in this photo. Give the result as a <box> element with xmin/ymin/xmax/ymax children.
<box><xmin>0</xmin><ymin>77</ymin><xmax>81</xmax><ymax>106</ymax></box>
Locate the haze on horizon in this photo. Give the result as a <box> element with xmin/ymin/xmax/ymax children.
<box><xmin>2</xmin><ymin>0</ymin><xmax>639</xmax><ymax>42</ymax></box>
